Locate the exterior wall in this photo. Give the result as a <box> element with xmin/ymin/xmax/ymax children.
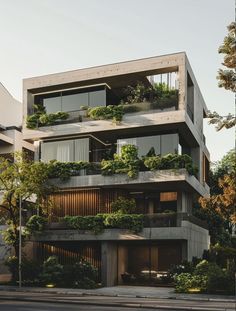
<box><xmin>0</xmin><ymin>83</ymin><xmax>22</xmax><ymax>127</ymax></box>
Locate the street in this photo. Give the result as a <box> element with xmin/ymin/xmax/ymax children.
<box><xmin>0</xmin><ymin>301</ymin><xmax>159</xmax><ymax>311</ymax></box>
<box><xmin>0</xmin><ymin>291</ymin><xmax>235</xmax><ymax>311</ymax></box>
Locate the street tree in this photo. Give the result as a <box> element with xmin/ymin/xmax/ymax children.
<box><xmin>0</xmin><ymin>153</ymin><xmax>53</xmax><ymax>257</ymax></box>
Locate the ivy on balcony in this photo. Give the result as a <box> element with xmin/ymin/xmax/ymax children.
<box><xmin>87</xmin><ymin>105</ymin><xmax>124</xmax><ymax>123</ymax></box>
<box><xmin>63</xmin><ymin>213</ymin><xmax>144</xmax><ymax>234</ymax></box>
<box><xmin>45</xmin><ymin>146</ymin><xmax>198</xmax><ymax>181</ymax></box>
<box><xmin>26</xmin><ymin>105</ymin><xmax>69</xmax><ymax>129</ymax></box>
<box><xmin>47</xmin><ymin>160</ymin><xmax>100</xmax><ymax>181</ymax></box>
<box><xmin>101</xmin><ymin>145</ymin><xmax>198</xmax><ymax>178</ymax></box>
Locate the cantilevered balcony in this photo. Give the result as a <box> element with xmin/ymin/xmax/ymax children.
<box><xmin>50</xmin><ymin>169</ymin><xmax>209</xmax><ymax>197</ymax></box>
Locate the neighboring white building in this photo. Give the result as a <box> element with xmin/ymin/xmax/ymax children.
<box><xmin>0</xmin><ymin>82</ymin><xmax>34</xmax><ymax>280</ymax></box>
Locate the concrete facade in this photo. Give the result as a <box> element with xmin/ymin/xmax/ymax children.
<box><xmin>22</xmin><ymin>53</ymin><xmax>210</xmax><ymax>286</ymax></box>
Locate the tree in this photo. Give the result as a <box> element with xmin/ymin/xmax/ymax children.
<box><xmin>208</xmin><ymin>22</ymin><xmax>236</xmax><ymax>131</ymax></box>
<box><xmin>209</xmin><ymin>149</ymin><xmax>236</xmax><ymax>195</ymax></box>
<box><xmin>199</xmin><ymin>174</ymin><xmax>236</xmax><ymax>235</ymax></box>
<box><xmin>195</xmin><ymin>150</ymin><xmax>236</xmax><ymax>244</ymax></box>
<box><xmin>0</xmin><ymin>153</ymin><xmax>53</xmax><ymax>257</ymax></box>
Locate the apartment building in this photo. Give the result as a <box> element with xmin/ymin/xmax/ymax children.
<box><xmin>23</xmin><ymin>53</ymin><xmax>210</xmax><ymax>286</ymax></box>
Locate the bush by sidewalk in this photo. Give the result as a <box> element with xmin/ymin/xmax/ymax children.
<box><xmin>173</xmin><ymin>259</ymin><xmax>235</xmax><ymax>294</ymax></box>
<box><xmin>5</xmin><ymin>255</ymin><xmax>98</xmax><ymax>289</ymax></box>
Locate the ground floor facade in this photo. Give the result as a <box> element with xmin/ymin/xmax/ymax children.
<box><xmin>32</xmin><ymin>228</ymin><xmax>209</xmax><ymax>287</ymax></box>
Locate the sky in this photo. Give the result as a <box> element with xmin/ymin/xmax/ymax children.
<box><xmin>0</xmin><ymin>0</ymin><xmax>234</xmax><ymax>162</ymax></box>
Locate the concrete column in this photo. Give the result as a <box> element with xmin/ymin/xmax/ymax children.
<box><xmin>34</xmin><ymin>141</ymin><xmax>40</xmax><ymax>161</ymax></box>
<box><xmin>181</xmin><ymin>240</ymin><xmax>188</xmax><ymax>261</ymax></box>
<box><xmin>117</xmin><ymin>245</ymin><xmax>128</xmax><ymax>284</ymax></box>
<box><xmin>101</xmin><ymin>241</ymin><xmax>118</xmax><ymax>287</ymax></box>
<box><xmin>178</xmin><ymin>63</ymin><xmax>187</xmax><ymax>110</ymax></box>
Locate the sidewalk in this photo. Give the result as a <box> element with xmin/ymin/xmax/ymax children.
<box><xmin>0</xmin><ymin>285</ymin><xmax>235</xmax><ymax>302</ymax></box>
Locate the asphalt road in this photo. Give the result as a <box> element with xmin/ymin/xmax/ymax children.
<box><xmin>0</xmin><ymin>291</ymin><xmax>235</xmax><ymax>311</ymax></box>
<box><xmin>0</xmin><ymin>300</ymin><xmax>160</xmax><ymax>311</ymax></box>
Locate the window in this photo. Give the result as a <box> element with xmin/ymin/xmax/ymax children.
<box><xmin>42</xmin><ymin>92</ymin><xmax>61</xmax><ymax>113</ymax></box>
<box><xmin>41</xmin><ymin>138</ymin><xmax>89</xmax><ymax>162</ymax></box>
<box><xmin>203</xmin><ymin>153</ymin><xmax>210</xmax><ymax>184</ymax></box>
<box><xmin>35</xmin><ymin>87</ymin><xmax>107</xmax><ymax>114</ymax></box>
<box><xmin>117</xmin><ymin>134</ymin><xmax>178</xmax><ymax>157</ymax></box>
<box><xmin>159</xmin><ymin>192</ymin><xmax>177</xmax><ymax>212</ymax></box>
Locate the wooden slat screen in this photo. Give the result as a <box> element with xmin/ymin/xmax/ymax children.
<box><xmin>47</xmin><ymin>188</ymin><xmax>127</xmax><ymax>220</ymax></box>
<box><xmin>34</xmin><ymin>241</ymin><xmax>101</xmax><ymax>280</ymax></box>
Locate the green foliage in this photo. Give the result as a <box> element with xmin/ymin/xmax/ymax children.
<box><xmin>0</xmin><ymin>153</ymin><xmax>54</xmax><ymax>257</ymax></box>
<box><xmin>88</xmin><ymin>105</ymin><xmax>124</xmax><ymax>123</ymax></box>
<box><xmin>143</xmin><ymin>153</ymin><xmax>198</xmax><ymax>176</ymax></box>
<box><xmin>26</xmin><ymin>215</ymin><xmax>47</xmax><ymax>233</ymax></box>
<box><xmin>103</xmin><ymin>214</ymin><xmax>144</xmax><ymax>233</ymax></box>
<box><xmin>26</xmin><ymin>105</ymin><xmax>69</xmax><ymax>129</ymax></box>
<box><xmin>63</xmin><ymin>215</ymin><xmax>104</xmax><ymax>234</ymax></box>
<box><xmin>5</xmin><ymin>255</ymin><xmax>98</xmax><ymax>288</ymax></box>
<box><xmin>5</xmin><ymin>256</ymin><xmax>42</xmax><ymax>284</ymax></box>
<box><xmin>101</xmin><ymin>144</ymin><xmax>140</xmax><ymax>178</ymax></box>
<box><xmin>208</xmin><ymin>22</ymin><xmax>236</xmax><ymax>130</ymax></box>
<box><xmin>174</xmin><ymin>273</ymin><xmax>207</xmax><ymax>293</ymax></box>
<box><xmin>39</xmin><ymin>256</ymin><xmax>63</xmax><ymax>285</ymax></box>
<box><xmin>63</xmin><ymin>259</ymin><xmax>98</xmax><ymax>289</ymax></box>
<box><xmin>47</xmin><ymin>160</ymin><xmax>100</xmax><ymax>181</ymax></box>
<box><xmin>121</xmin><ymin>82</ymin><xmax>178</xmax><ymax>107</ymax></box>
<box><xmin>101</xmin><ymin>146</ymin><xmax>198</xmax><ymax>178</ymax></box>
<box><xmin>111</xmin><ymin>197</ymin><xmax>136</xmax><ymax>214</ymax></box>
<box><xmin>64</xmin><ymin>213</ymin><xmax>144</xmax><ymax>234</ymax></box>
<box><xmin>174</xmin><ymin>259</ymin><xmax>235</xmax><ymax>294</ymax></box>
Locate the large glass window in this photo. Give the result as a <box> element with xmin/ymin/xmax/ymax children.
<box><xmin>35</xmin><ymin>87</ymin><xmax>106</xmax><ymax>114</ymax></box>
<box><xmin>62</xmin><ymin>92</ymin><xmax>89</xmax><ymax>112</ymax></box>
<box><xmin>41</xmin><ymin>138</ymin><xmax>89</xmax><ymax>162</ymax></box>
<box><xmin>89</xmin><ymin>90</ymin><xmax>106</xmax><ymax>108</ymax></box>
<box><xmin>117</xmin><ymin>134</ymin><xmax>178</xmax><ymax>157</ymax></box>
<box><xmin>42</xmin><ymin>93</ymin><xmax>61</xmax><ymax>113</ymax></box>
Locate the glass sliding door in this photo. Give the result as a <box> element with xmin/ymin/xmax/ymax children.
<box><xmin>74</xmin><ymin>138</ymin><xmax>90</xmax><ymax>162</ymax></box>
<box><xmin>41</xmin><ymin>140</ymin><xmax>74</xmax><ymax>162</ymax></box>
<box><xmin>41</xmin><ymin>138</ymin><xmax>89</xmax><ymax>163</ymax></box>
<box><xmin>117</xmin><ymin>133</ymin><xmax>178</xmax><ymax>157</ymax></box>
<box><xmin>62</xmin><ymin>92</ymin><xmax>89</xmax><ymax>112</ymax></box>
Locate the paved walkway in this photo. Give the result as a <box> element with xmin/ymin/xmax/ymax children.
<box><xmin>0</xmin><ymin>285</ymin><xmax>235</xmax><ymax>302</ymax></box>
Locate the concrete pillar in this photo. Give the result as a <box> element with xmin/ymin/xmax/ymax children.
<box><xmin>181</xmin><ymin>240</ymin><xmax>188</xmax><ymax>261</ymax></box>
<box><xmin>117</xmin><ymin>245</ymin><xmax>128</xmax><ymax>284</ymax></box>
<box><xmin>101</xmin><ymin>241</ymin><xmax>117</xmax><ymax>287</ymax></box>
<box><xmin>34</xmin><ymin>141</ymin><xmax>40</xmax><ymax>161</ymax></box>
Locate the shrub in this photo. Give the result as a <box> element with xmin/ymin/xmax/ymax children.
<box><xmin>47</xmin><ymin>161</ymin><xmax>100</xmax><ymax>181</ymax></box>
<box><xmin>111</xmin><ymin>197</ymin><xmax>136</xmax><ymax>214</ymax></box>
<box><xmin>174</xmin><ymin>259</ymin><xmax>235</xmax><ymax>294</ymax></box>
<box><xmin>26</xmin><ymin>105</ymin><xmax>69</xmax><ymax>129</ymax></box>
<box><xmin>63</xmin><ymin>259</ymin><xmax>98</xmax><ymax>289</ymax></box>
<box><xmin>64</xmin><ymin>213</ymin><xmax>144</xmax><ymax>234</ymax></box>
<box><xmin>5</xmin><ymin>256</ymin><xmax>42</xmax><ymax>284</ymax></box>
<box><xmin>101</xmin><ymin>145</ymin><xmax>140</xmax><ymax>178</ymax></box>
<box><xmin>103</xmin><ymin>214</ymin><xmax>144</xmax><ymax>233</ymax></box>
<box><xmin>88</xmin><ymin>105</ymin><xmax>124</xmax><ymax>123</ymax></box>
<box><xmin>174</xmin><ymin>273</ymin><xmax>207</xmax><ymax>293</ymax></box>
<box><xmin>40</xmin><ymin>256</ymin><xmax>63</xmax><ymax>286</ymax></box>
<box><xmin>143</xmin><ymin>153</ymin><xmax>198</xmax><ymax>176</ymax></box>
<box><xmin>63</xmin><ymin>215</ymin><xmax>104</xmax><ymax>234</ymax></box>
